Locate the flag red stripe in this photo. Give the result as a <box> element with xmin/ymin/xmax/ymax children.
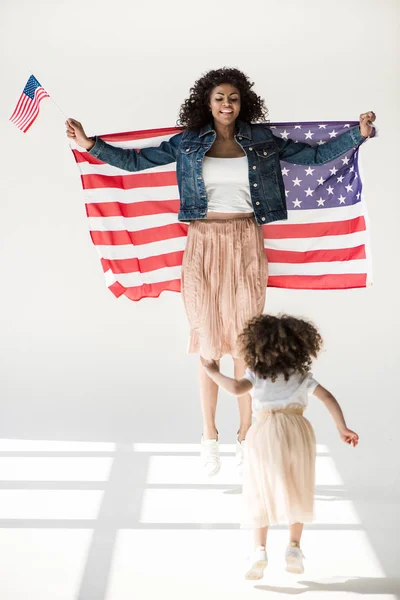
<box><xmin>263</xmin><ymin>216</ymin><xmax>366</xmax><ymax>239</ymax></box>
<box><xmin>90</xmin><ymin>222</ymin><xmax>188</xmax><ymax>246</ymax></box>
<box><xmin>86</xmin><ymin>200</ymin><xmax>180</xmax><ymax>218</ymax></box>
<box><xmin>108</xmin><ymin>278</ymin><xmax>181</xmax><ymax>300</ymax></box>
<box><xmin>73</xmin><ymin>150</ymin><xmax>106</xmax><ymax>165</ymax></box>
<box><xmin>268</xmin><ymin>273</ymin><xmax>367</xmax><ymax>289</ymax></box>
<box><xmin>89</xmin><ymin>218</ymin><xmax>364</xmax><ymax>247</ymax></box>
<box><xmin>265</xmin><ymin>245</ymin><xmax>366</xmax><ymax>264</ymax></box>
<box><xmin>82</xmin><ymin>171</ymin><xmax>178</xmax><ymax>190</ymax></box>
<box><xmin>101</xmin><ymin>250</ymin><xmax>185</xmax><ymax>274</ymax></box>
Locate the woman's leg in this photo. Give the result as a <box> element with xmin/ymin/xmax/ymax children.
<box><xmin>233</xmin><ymin>357</ymin><xmax>252</xmax><ymax>442</ymax></box>
<box><xmin>199</xmin><ymin>358</ymin><xmax>219</xmax><ymax>440</ymax></box>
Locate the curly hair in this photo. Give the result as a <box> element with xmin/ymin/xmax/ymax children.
<box><xmin>238</xmin><ymin>314</ymin><xmax>323</xmax><ymax>382</ymax></box>
<box><xmin>177</xmin><ymin>67</ymin><xmax>268</xmax><ymax>129</ymax></box>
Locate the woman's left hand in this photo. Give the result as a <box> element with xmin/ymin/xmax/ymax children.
<box><xmin>359</xmin><ymin>111</ymin><xmax>376</xmax><ymax>138</ymax></box>
<box><xmin>200</xmin><ymin>358</ymin><xmax>220</xmax><ymax>372</ymax></box>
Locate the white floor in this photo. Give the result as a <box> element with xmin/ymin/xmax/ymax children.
<box><xmin>0</xmin><ymin>439</ymin><xmax>398</xmax><ymax>600</ymax></box>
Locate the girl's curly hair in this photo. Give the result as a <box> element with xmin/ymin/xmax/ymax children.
<box><xmin>238</xmin><ymin>314</ymin><xmax>323</xmax><ymax>382</ymax></box>
<box><xmin>177</xmin><ymin>67</ymin><xmax>268</xmax><ymax>129</ymax></box>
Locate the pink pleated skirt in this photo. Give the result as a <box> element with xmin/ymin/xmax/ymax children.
<box><xmin>241</xmin><ymin>404</ymin><xmax>316</xmax><ymax>528</ymax></box>
<box><xmin>181</xmin><ymin>216</ymin><xmax>268</xmax><ymax>360</ymax></box>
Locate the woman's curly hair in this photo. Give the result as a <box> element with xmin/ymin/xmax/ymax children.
<box><xmin>177</xmin><ymin>67</ymin><xmax>268</xmax><ymax>129</ymax></box>
<box><xmin>238</xmin><ymin>314</ymin><xmax>323</xmax><ymax>382</ymax></box>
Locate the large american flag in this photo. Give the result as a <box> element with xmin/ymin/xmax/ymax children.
<box><xmin>71</xmin><ymin>121</ymin><xmax>372</xmax><ymax>301</ymax></box>
<box><xmin>9</xmin><ymin>75</ymin><xmax>49</xmax><ymax>133</ymax></box>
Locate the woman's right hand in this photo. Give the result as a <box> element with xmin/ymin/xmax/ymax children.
<box><xmin>65</xmin><ymin>118</ymin><xmax>95</xmax><ymax>151</ymax></box>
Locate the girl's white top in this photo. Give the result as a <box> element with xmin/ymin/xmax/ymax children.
<box><xmin>202</xmin><ymin>156</ymin><xmax>253</xmax><ymax>213</ymax></box>
<box><xmin>243</xmin><ymin>369</ymin><xmax>320</xmax><ymax>413</ymax></box>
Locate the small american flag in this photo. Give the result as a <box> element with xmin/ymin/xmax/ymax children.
<box><xmin>9</xmin><ymin>75</ymin><xmax>49</xmax><ymax>133</ymax></box>
<box><xmin>71</xmin><ymin>122</ymin><xmax>372</xmax><ymax>301</ymax></box>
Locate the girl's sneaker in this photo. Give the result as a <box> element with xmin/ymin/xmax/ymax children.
<box><xmin>285</xmin><ymin>542</ymin><xmax>305</xmax><ymax>574</ymax></box>
<box><xmin>201</xmin><ymin>437</ymin><xmax>220</xmax><ymax>476</ymax></box>
<box><xmin>244</xmin><ymin>546</ymin><xmax>267</xmax><ymax>580</ymax></box>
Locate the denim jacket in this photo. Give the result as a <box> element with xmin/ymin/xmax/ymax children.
<box><xmin>89</xmin><ymin>121</ymin><xmax>366</xmax><ymax>225</ymax></box>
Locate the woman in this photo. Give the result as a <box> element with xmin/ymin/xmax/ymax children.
<box><xmin>66</xmin><ymin>67</ymin><xmax>375</xmax><ymax>476</ymax></box>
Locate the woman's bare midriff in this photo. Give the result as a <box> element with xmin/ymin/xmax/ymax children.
<box><xmin>205</xmin><ymin>211</ymin><xmax>254</xmax><ymax>220</ymax></box>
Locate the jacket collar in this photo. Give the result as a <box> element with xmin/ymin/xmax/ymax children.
<box><xmin>199</xmin><ymin>119</ymin><xmax>252</xmax><ymax>140</ymax></box>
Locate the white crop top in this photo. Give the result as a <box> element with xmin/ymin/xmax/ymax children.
<box><xmin>202</xmin><ymin>156</ymin><xmax>253</xmax><ymax>213</ymax></box>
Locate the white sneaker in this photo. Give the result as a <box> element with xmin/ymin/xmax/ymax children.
<box><xmin>236</xmin><ymin>438</ymin><xmax>245</xmax><ymax>472</ymax></box>
<box><xmin>244</xmin><ymin>546</ymin><xmax>267</xmax><ymax>580</ymax></box>
<box><xmin>201</xmin><ymin>437</ymin><xmax>220</xmax><ymax>476</ymax></box>
<box><xmin>285</xmin><ymin>543</ymin><xmax>305</xmax><ymax>574</ymax></box>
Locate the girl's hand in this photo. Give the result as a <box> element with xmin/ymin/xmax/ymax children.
<box><xmin>359</xmin><ymin>111</ymin><xmax>376</xmax><ymax>138</ymax></box>
<box><xmin>65</xmin><ymin>118</ymin><xmax>94</xmax><ymax>151</ymax></box>
<box><xmin>339</xmin><ymin>427</ymin><xmax>359</xmax><ymax>447</ymax></box>
<box><xmin>200</xmin><ymin>357</ymin><xmax>220</xmax><ymax>373</ymax></box>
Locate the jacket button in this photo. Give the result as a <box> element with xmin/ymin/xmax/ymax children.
<box><xmin>249</xmin><ymin>147</ymin><xmax>253</xmax><ymax>151</ymax></box>
<box><xmin>252</xmin><ymin>166</ymin><xmax>256</xmax><ymax>170</ymax></box>
<box><xmin>186</xmin><ymin>148</ymin><xmax>190</xmax><ymax>152</ymax></box>
<box><xmin>253</xmin><ymin>183</ymin><xmax>258</xmax><ymax>187</ymax></box>
<box><xmin>256</xmin><ymin>201</ymin><xmax>260</xmax><ymax>205</ymax></box>
<box><xmin>263</xmin><ymin>151</ymin><xmax>268</xmax><ymax>156</ymax></box>
<box><xmin>262</xmin><ymin>217</ymin><xmax>266</xmax><ymax>221</ymax></box>
<box><xmin>238</xmin><ymin>136</ymin><xmax>243</xmax><ymax>140</ymax></box>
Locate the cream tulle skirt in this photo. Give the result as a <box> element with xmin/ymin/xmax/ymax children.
<box><xmin>181</xmin><ymin>216</ymin><xmax>267</xmax><ymax>360</ymax></box>
<box><xmin>241</xmin><ymin>404</ymin><xmax>316</xmax><ymax>528</ymax></box>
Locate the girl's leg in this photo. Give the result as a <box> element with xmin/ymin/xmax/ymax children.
<box><xmin>289</xmin><ymin>522</ymin><xmax>304</xmax><ymax>545</ymax></box>
<box><xmin>233</xmin><ymin>357</ymin><xmax>252</xmax><ymax>442</ymax></box>
<box><xmin>254</xmin><ymin>526</ymin><xmax>268</xmax><ymax>549</ymax></box>
<box><xmin>199</xmin><ymin>358</ymin><xmax>219</xmax><ymax>439</ymax></box>
<box><xmin>286</xmin><ymin>523</ymin><xmax>305</xmax><ymax>573</ymax></box>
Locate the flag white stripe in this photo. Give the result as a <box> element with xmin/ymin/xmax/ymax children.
<box><xmin>96</xmin><ymin>237</ymin><xmax>187</xmax><ymax>260</ymax></box>
<box><xmin>104</xmin><ymin>258</ymin><xmax>368</xmax><ymax>288</ymax></box>
<box><xmin>104</xmin><ymin>265</ymin><xmax>182</xmax><ymax>287</ymax></box>
<box><xmin>269</xmin><ymin>259</ymin><xmax>368</xmax><ymax>276</ymax></box>
<box><xmin>87</xmin><ymin>205</ymin><xmax>365</xmax><ymax>233</ymax></box>
<box><xmin>78</xmin><ymin>161</ymin><xmax>176</xmax><ymax>176</ymax></box>
<box><xmin>104</xmin><ymin>134</ymin><xmax>180</xmax><ymax>150</ymax></box>
<box><xmin>88</xmin><ymin>213</ymin><xmax>178</xmax><ymax>231</ymax></box>
<box><xmin>264</xmin><ymin>231</ymin><xmax>368</xmax><ymax>252</ymax></box>
<box><xmin>271</xmin><ymin>203</ymin><xmax>364</xmax><ymax>225</ymax></box>
<box><xmin>83</xmin><ymin>186</ymin><xmax>180</xmax><ymax>204</ymax></box>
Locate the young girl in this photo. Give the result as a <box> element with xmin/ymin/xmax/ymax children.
<box><xmin>201</xmin><ymin>314</ymin><xmax>359</xmax><ymax>579</ymax></box>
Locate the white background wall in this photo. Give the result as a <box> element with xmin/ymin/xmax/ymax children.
<box><xmin>0</xmin><ymin>0</ymin><xmax>399</xmax><ymax>581</ymax></box>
